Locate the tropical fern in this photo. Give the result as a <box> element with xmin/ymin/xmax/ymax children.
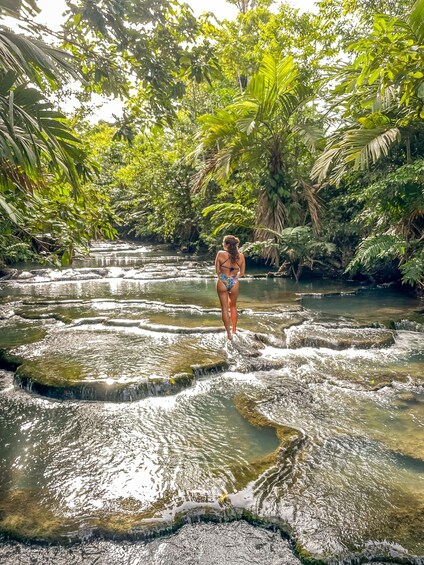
<box><xmin>400</xmin><ymin>249</ymin><xmax>424</xmax><ymax>287</ymax></box>
<box><xmin>242</xmin><ymin>226</ymin><xmax>336</xmax><ymax>280</ymax></box>
<box><xmin>240</xmin><ymin>239</ymin><xmax>279</xmax><ymax>258</ymax></box>
<box><xmin>347</xmin><ymin>234</ymin><xmax>406</xmax><ymax>273</ymax></box>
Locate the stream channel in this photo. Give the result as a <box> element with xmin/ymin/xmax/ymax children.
<box><xmin>0</xmin><ymin>241</ymin><xmax>423</xmax><ymax>564</ymax></box>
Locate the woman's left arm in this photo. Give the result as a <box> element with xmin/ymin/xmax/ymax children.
<box><xmin>239</xmin><ymin>254</ymin><xmax>246</xmax><ymax>277</ymax></box>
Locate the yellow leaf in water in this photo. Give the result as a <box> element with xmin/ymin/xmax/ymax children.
<box><xmin>218</xmin><ymin>493</ymin><xmax>228</xmax><ymax>505</ymax></box>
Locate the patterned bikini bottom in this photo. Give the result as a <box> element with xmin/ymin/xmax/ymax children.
<box><xmin>218</xmin><ymin>273</ymin><xmax>239</xmax><ymax>291</ymax></box>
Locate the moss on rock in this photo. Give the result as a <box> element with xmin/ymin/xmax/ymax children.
<box><xmin>0</xmin><ymin>349</ymin><xmax>25</xmax><ymax>372</ymax></box>
<box><xmin>0</xmin><ymin>489</ymin><xmax>74</xmax><ymax>542</ymax></box>
<box><xmin>12</xmin><ymin>353</ymin><xmax>229</xmax><ymax>402</ymax></box>
<box><xmin>13</xmin><ymin>361</ymin><xmax>196</xmax><ymax>402</ymax></box>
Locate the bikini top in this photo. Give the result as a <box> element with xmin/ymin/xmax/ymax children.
<box><xmin>220</xmin><ymin>255</ymin><xmax>241</xmax><ymax>274</ymax></box>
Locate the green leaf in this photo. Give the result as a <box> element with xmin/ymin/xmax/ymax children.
<box><xmin>61</xmin><ymin>250</ymin><xmax>71</xmax><ymax>267</ymax></box>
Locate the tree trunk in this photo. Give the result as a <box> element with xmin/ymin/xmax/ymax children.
<box><xmin>405</xmin><ymin>135</ymin><xmax>411</xmax><ymax>164</ymax></box>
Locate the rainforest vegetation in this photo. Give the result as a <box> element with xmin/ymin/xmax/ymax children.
<box><xmin>0</xmin><ymin>0</ymin><xmax>423</xmax><ymax>289</ymax></box>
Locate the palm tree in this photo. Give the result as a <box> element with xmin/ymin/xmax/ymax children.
<box><xmin>311</xmin><ymin>0</ymin><xmax>424</xmax><ymax>185</ymax></box>
<box><xmin>192</xmin><ymin>53</ymin><xmax>322</xmax><ymax>262</ymax></box>
<box><xmin>0</xmin><ymin>0</ymin><xmax>87</xmax><ymax>223</ymax></box>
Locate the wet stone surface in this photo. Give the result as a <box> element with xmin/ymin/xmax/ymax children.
<box><xmin>0</xmin><ymin>522</ymin><xmax>301</xmax><ymax>565</ymax></box>
<box><xmin>286</xmin><ymin>324</ymin><xmax>395</xmax><ymax>349</ymax></box>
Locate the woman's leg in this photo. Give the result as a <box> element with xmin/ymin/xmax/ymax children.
<box><xmin>229</xmin><ymin>282</ymin><xmax>239</xmax><ymax>334</ymax></box>
<box><xmin>217</xmin><ymin>281</ymin><xmax>232</xmax><ymax>339</ymax></box>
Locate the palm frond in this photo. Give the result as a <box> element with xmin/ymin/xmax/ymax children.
<box><xmin>0</xmin><ymin>192</ymin><xmax>23</xmax><ymax>224</ymax></box>
<box><xmin>344</xmin><ymin>127</ymin><xmax>401</xmax><ymax>169</ymax></box>
<box><xmin>291</xmin><ymin>122</ymin><xmax>323</xmax><ymax>152</ymax></box>
<box><xmin>0</xmin><ymin>0</ymin><xmax>39</xmax><ymax>18</ymax></box>
<box><xmin>202</xmin><ymin>202</ymin><xmax>255</xmax><ymax>235</ymax></box>
<box><xmin>193</xmin><ymin>53</ymin><xmax>312</xmax><ymax>191</ymax></box>
<box><xmin>0</xmin><ymin>29</ymin><xmax>81</xmax><ymax>88</ymax></box>
<box><xmin>311</xmin><ymin>143</ymin><xmax>346</xmax><ymax>184</ymax></box>
<box><xmin>300</xmin><ymin>179</ymin><xmax>322</xmax><ymax>231</ymax></box>
<box><xmin>410</xmin><ymin>0</ymin><xmax>424</xmax><ymax>44</ymax></box>
<box><xmin>257</xmin><ymin>54</ymin><xmax>298</xmax><ymax>98</ymax></box>
<box><xmin>278</xmin><ymin>85</ymin><xmax>311</xmax><ymax>120</ymax></box>
<box><xmin>0</xmin><ymin>72</ymin><xmax>87</xmax><ymax>193</ymax></box>
<box><xmin>312</xmin><ymin>126</ymin><xmax>401</xmax><ymax>184</ymax></box>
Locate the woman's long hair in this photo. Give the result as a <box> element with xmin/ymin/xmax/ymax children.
<box><xmin>223</xmin><ymin>235</ymin><xmax>240</xmax><ymax>263</ymax></box>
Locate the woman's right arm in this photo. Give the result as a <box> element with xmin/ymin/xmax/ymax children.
<box><xmin>239</xmin><ymin>253</ymin><xmax>246</xmax><ymax>277</ymax></box>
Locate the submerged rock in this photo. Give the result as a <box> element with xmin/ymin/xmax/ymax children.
<box><xmin>231</xmin><ymin>393</ymin><xmax>305</xmax><ymax>489</ymax></box>
<box><xmin>191</xmin><ymin>361</ymin><xmax>230</xmax><ymax>378</ymax></box>
<box><xmin>253</xmin><ymin>332</ymin><xmax>286</xmax><ymax>348</ymax></box>
<box><xmin>395</xmin><ymin>319</ymin><xmax>424</xmax><ymax>333</ymax></box>
<box><xmin>286</xmin><ymin>325</ymin><xmax>395</xmax><ymax>350</ymax></box>
<box><xmin>359</xmin><ymin>493</ymin><xmax>424</xmax><ymax>560</ymax></box>
<box><xmin>138</xmin><ymin>322</ymin><xmax>223</xmax><ymax>334</ymax></box>
<box><xmin>72</xmin><ymin>317</ymin><xmax>109</xmax><ymax>326</ymax></box>
<box><xmin>0</xmin><ymin>268</ymin><xmax>18</xmax><ymax>280</ymax></box>
<box><xmin>397</xmin><ymin>393</ymin><xmax>419</xmax><ymax>403</ymax></box>
<box><xmin>0</xmin><ymin>488</ymin><xmax>303</xmax><ymax>562</ymax></box>
<box><xmin>14</xmin><ymin>363</ymin><xmax>196</xmax><ymax>402</ymax></box>
<box><xmin>0</xmin><ymin>321</ymin><xmax>48</xmax><ymax>349</ymax></box>
<box><xmin>12</xmin><ymin>350</ymin><xmax>230</xmax><ymax>402</ymax></box>
<box><xmin>0</xmin><ymin>349</ymin><xmax>25</xmax><ymax>372</ymax></box>
<box><xmin>0</xmin><ymin>489</ymin><xmax>74</xmax><ymax>542</ymax></box>
<box><xmin>104</xmin><ymin>318</ymin><xmax>141</xmax><ymax>328</ymax></box>
<box><xmin>0</xmin><ymin>305</ymin><xmax>15</xmax><ymax>319</ymax></box>
<box><xmin>17</xmin><ymin>271</ymin><xmax>34</xmax><ymax>280</ymax></box>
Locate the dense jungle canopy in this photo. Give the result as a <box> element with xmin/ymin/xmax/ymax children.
<box><xmin>0</xmin><ymin>0</ymin><xmax>423</xmax><ymax>289</ymax></box>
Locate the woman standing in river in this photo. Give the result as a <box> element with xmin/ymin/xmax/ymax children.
<box><xmin>215</xmin><ymin>235</ymin><xmax>246</xmax><ymax>339</ymax></box>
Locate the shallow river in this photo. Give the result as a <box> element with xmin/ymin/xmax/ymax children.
<box><xmin>0</xmin><ymin>242</ymin><xmax>423</xmax><ymax>564</ymax></box>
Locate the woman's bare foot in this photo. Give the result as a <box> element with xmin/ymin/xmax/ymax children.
<box><xmin>227</xmin><ymin>332</ymin><xmax>233</xmax><ymax>340</ymax></box>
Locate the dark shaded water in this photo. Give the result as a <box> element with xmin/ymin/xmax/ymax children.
<box><xmin>0</xmin><ymin>242</ymin><xmax>423</xmax><ymax>564</ymax></box>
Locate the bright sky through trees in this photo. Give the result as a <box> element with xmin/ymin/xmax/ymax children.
<box><xmin>36</xmin><ymin>0</ymin><xmax>317</xmax><ymax>30</ymax></box>
<box><xmin>34</xmin><ymin>0</ymin><xmax>316</xmax><ymax>120</ymax></box>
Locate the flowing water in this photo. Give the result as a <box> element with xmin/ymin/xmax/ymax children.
<box><xmin>0</xmin><ymin>242</ymin><xmax>423</xmax><ymax>564</ymax></box>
